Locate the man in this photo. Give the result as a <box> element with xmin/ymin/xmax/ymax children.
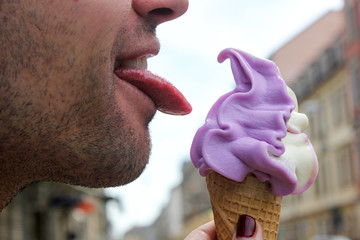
<box><xmin>0</xmin><ymin>0</ymin><xmax>261</xmax><ymax>239</ymax></box>
<box><xmin>0</xmin><ymin>0</ymin><xmax>189</xmax><ymax>210</ymax></box>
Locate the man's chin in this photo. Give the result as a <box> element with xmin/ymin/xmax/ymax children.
<box><xmin>84</xmin><ymin>155</ymin><xmax>149</xmax><ymax>188</ymax></box>
<box><xmin>100</xmin><ymin>165</ymin><xmax>147</xmax><ymax>188</ymax></box>
<box><xmin>58</xmin><ymin>165</ymin><xmax>146</xmax><ymax>189</ymax></box>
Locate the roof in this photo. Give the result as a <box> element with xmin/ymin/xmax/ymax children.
<box><xmin>270</xmin><ymin>10</ymin><xmax>345</xmax><ymax>84</ymax></box>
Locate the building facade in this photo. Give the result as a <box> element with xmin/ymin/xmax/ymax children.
<box><xmin>270</xmin><ymin>8</ymin><xmax>360</xmax><ymax>240</ymax></box>
<box><xmin>345</xmin><ymin>0</ymin><xmax>360</xmax><ymax>172</ymax></box>
<box><xmin>0</xmin><ymin>182</ymin><xmax>111</xmax><ymax>240</ymax></box>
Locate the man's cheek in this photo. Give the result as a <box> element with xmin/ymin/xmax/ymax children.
<box><xmin>75</xmin><ymin>0</ymin><xmax>130</xmax><ymax>40</ymax></box>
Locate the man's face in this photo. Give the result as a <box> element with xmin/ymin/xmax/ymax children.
<box><xmin>0</xmin><ymin>0</ymin><xmax>188</xmax><ymax>187</ymax></box>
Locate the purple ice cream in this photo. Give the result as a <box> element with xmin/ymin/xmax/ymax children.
<box><xmin>190</xmin><ymin>48</ymin><xmax>318</xmax><ymax>196</ymax></box>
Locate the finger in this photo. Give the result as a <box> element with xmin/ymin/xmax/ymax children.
<box><xmin>232</xmin><ymin>215</ymin><xmax>263</xmax><ymax>240</ymax></box>
<box><xmin>184</xmin><ymin>220</ymin><xmax>217</xmax><ymax>240</ymax></box>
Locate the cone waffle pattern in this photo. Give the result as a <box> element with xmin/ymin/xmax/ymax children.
<box><xmin>206</xmin><ymin>171</ymin><xmax>282</xmax><ymax>240</ymax></box>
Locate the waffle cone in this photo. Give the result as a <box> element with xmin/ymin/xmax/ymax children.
<box><xmin>206</xmin><ymin>171</ymin><xmax>282</xmax><ymax>240</ymax></box>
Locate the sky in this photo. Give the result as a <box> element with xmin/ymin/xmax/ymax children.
<box><xmin>105</xmin><ymin>0</ymin><xmax>344</xmax><ymax>237</ymax></box>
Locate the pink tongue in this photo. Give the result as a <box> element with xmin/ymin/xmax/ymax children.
<box><xmin>115</xmin><ymin>68</ymin><xmax>192</xmax><ymax>115</ymax></box>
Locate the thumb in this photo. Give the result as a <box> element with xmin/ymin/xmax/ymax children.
<box><xmin>184</xmin><ymin>221</ymin><xmax>217</xmax><ymax>240</ymax></box>
<box><xmin>232</xmin><ymin>215</ymin><xmax>263</xmax><ymax>240</ymax></box>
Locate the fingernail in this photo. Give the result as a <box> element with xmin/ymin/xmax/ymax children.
<box><xmin>236</xmin><ymin>214</ymin><xmax>256</xmax><ymax>238</ymax></box>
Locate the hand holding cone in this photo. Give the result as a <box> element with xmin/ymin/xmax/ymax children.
<box><xmin>206</xmin><ymin>171</ymin><xmax>282</xmax><ymax>240</ymax></box>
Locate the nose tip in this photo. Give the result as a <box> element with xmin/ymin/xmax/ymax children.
<box><xmin>132</xmin><ymin>0</ymin><xmax>189</xmax><ymax>25</ymax></box>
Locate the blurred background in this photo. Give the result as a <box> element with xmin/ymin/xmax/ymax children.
<box><xmin>1</xmin><ymin>0</ymin><xmax>359</xmax><ymax>239</ymax></box>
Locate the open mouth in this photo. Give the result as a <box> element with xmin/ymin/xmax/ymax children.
<box><xmin>114</xmin><ymin>56</ymin><xmax>149</xmax><ymax>70</ymax></box>
<box><xmin>114</xmin><ymin>57</ymin><xmax>192</xmax><ymax>115</ymax></box>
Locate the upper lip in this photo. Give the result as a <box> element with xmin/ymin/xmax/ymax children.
<box><xmin>114</xmin><ymin>56</ymin><xmax>149</xmax><ymax>71</ymax></box>
<box><xmin>113</xmin><ymin>42</ymin><xmax>160</xmax><ymax>71</ymax></box>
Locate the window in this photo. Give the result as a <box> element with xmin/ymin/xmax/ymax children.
<box><xmin>321</xmin><ymin>48</ymin><xmax>337</xmax><ymax>76</ymax></box>
<box><xmin>309</xmin><ymin>62</ymin><xmax>323</xmax><ymax>86</ymax></box>
<box><xmin>336</xmin><ymin>145</ymin><xmax>353</xmax><ymax>187</ymax></box>
<box><xmin>306</xmin><ymin>111</ymin><xmax>315</xmax><ymax>139</ymax></box>
<box><xmin>315</xmin><ymin>160</ymin><xmax>329</xmax><ymax>196</ymax></box>
<box><xmin>317</xmin><ymin>100</ymin><xmax>328</xmax><ymax>139</ymax></box>
<box><xmin>350</xmin><ymin>58</ymin><xmax>360</xmax><ymax>105</ymax></box>
<box><xmin>293</xmin><ymin>75</ymin><xmax>308</xmax><ymax>100</ymax></box>
<box><xmin>346</xmin><ymin>3</ymin><xmax>356</xmax><ymax>41</ymax></box>
<box><xmin>331</xmin><ymin>86</ymin><xmax>348</xmax><ymax>126</ymax></box>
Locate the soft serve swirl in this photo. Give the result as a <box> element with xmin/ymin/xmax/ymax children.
<box><xmin>190</xmin><ymin>48</ymin><xmax>318</xmax><ymax>196</ymax></box>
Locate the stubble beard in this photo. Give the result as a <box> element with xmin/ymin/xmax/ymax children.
<box><xmin>0</xmin><ymin>55</ymin><xmax>153</xmax><ymax>188</ymax></box>
<box><xmin>0</xmin><ymin>3</ymin><xmax>153</xmax><ymax>189</ymax></box>
<box><xmin>54</xmin><ymin>63</ymin><xmax>153</xmax><ymax>187</ymax></box>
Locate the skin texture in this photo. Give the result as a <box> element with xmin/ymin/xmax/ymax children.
<box><xmin>185</xmin><ymin>221</ymin><xmax>217</xmax><ymax>240</ymax></box>
<box><xmin>0</xmin><ymin>0</ymin><xmax>188</xmax><ymax>209</ymax></box>
<box><xmin>185</xmin><ymin>220</ymin><xmax>263</xmax><ymax>240</ymax></box>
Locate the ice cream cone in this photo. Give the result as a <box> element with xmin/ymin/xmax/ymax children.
<box><xmin>206</xmin><ymin>171</ymin><xmax>282</xmax><ymax>240</ymax></box>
